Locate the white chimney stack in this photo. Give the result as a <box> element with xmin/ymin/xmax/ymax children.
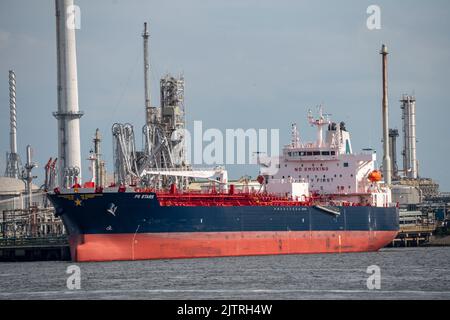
<box><xmin>54</xmin><ymin>0</ymin><xmax>83</xmax><ymax>187</ymax></box>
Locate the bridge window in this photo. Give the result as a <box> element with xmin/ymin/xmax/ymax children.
<box><xmin>322</xmin><ymin>151</ymin><xmax>330</xmax><ymax>156</ymax></box>
<box><xmin>344</xmin><ymin>162</ymin><xmax>349</xmax><ymax>167</ymax></box>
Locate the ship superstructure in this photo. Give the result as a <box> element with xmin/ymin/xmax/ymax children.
<box><xmin>261</xmin><ymin>107</ymin><xmax>391</xmax><ymax>208</ymax></box>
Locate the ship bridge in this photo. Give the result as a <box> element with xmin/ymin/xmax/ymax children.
<box><xmin>262</xmin><ymin>108</ymin><xmax>378</xmax><ymax>196</ymax></box>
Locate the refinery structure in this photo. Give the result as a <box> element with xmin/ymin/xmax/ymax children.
<box><xmin>0</xmin><ymin>0</ymin><xmax>197</xmax><ymax>261</ymax></box>
<box><xmin>112</xmin><ymin>22</ymin><xmax>189</xmax><ymax>189</ymax></box>
<box><xmin>0</xmin><ymin>68</ymin><xmax>64</xmax><ymax>257</ymax></box>
<box><xmin>1</xmin><ymin>0</ymin><xmax>449</xmax><ymax>261</ymax></box>
<box><xmin>388</xmin><ymin>94</ymin><xmax>439</xmax><ymax>201</ymax></box>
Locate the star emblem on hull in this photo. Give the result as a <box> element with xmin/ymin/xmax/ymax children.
<box><xmin>74</xmin><ymin>198</ymin><xmax>82</xmax><ymax>206</ymax></box>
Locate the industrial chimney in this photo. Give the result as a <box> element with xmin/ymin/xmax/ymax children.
<box><xmin>142</xmin><ymin>22</ymin><xmax>159</xmax><ymax>126</ymax></box>
<box><xmin>143</xmin><ymin>22</ymin><xmax>152</xmax><ymax>125</ymax></box>
<box><xmin>380</xmin><ymin>44</ymin><xmax>392</xmax><ymax>185</ymax></box>
<box><xmin>53</xmin><ymin>0</ymin><xmax>83</xmax><ymax>187</ymax></box>
<box><xmin>388</xmin><ymin>128</ymin><xmax>399</xmax><ymax>179</ymax></box>
<box><xmin>4</xmin><ymin>70</ymin><xmax>22</xmax><ymax>179</ymax></box>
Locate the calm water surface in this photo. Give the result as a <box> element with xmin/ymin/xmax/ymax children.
<box><xmin>0</xmin><ymin>247</ymin><xmax>449</xmax><ymax>300</ymax></box>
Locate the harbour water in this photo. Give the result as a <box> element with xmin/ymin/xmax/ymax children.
<box><xmin>0</xmin><ymin>247</ymin><xmax>449</xmax><ymax>300</ymax></box>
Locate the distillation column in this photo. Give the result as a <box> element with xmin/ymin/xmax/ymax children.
<box><xmin>401</xmin><ymin>95</ymin><xmax>418</xmax><ymax>179</ymax></box>
<box><xmin>388</xmin><ymin>128</ymin><xmax>399</xmax><ymax>179</ymax></box>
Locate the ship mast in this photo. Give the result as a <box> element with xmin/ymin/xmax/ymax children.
<box><xmin>308</xmin><ymin>106</ymin><xmax>330</xmax><ymax>148</ymax></box>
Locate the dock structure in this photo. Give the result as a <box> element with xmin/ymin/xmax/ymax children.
<box><xmin>0</xmin><ymin>207</ymin><xmax>69</xmax><ymax>261</ymax></box>
<box><xmin>389</xmin><ymin>199</ymin><xmax>450</xmax><ymax>247</ymax></box>
<box><xmin>0</xmin><ymin>237</ymin><xmax>69</xmax><ymax>261</ymax></box>
<box><xmin>391</xmin><ymin>224</ymin><xmax>436</xmax><ymax>247</ymax></box>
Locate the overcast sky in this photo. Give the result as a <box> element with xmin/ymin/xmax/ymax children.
<box><xmin>0</xmin><ymin>0</ymin><xmax>449</xmax><ymax>189</ymax></box>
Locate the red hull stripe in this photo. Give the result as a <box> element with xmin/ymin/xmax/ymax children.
<box><xmin>71</xmin><ymin>231</ymin><xmax>398</xmax><ymax>262</ymax></box>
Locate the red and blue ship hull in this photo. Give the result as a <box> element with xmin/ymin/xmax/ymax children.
<box><xmin>48</xmin><ymin>192</ymin><xmax>399</xmax><ymax>262</ymax></box>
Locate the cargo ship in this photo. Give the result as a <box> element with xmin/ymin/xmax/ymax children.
<box><xmin>48</xmin><ymin>108</ymin><xmax>399</xmax><ymax>262</ymax></box>
<box><xmin>47</xmin><ymin>3</ymin><xmax>398</xmax><ymax>262</ymax></box>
